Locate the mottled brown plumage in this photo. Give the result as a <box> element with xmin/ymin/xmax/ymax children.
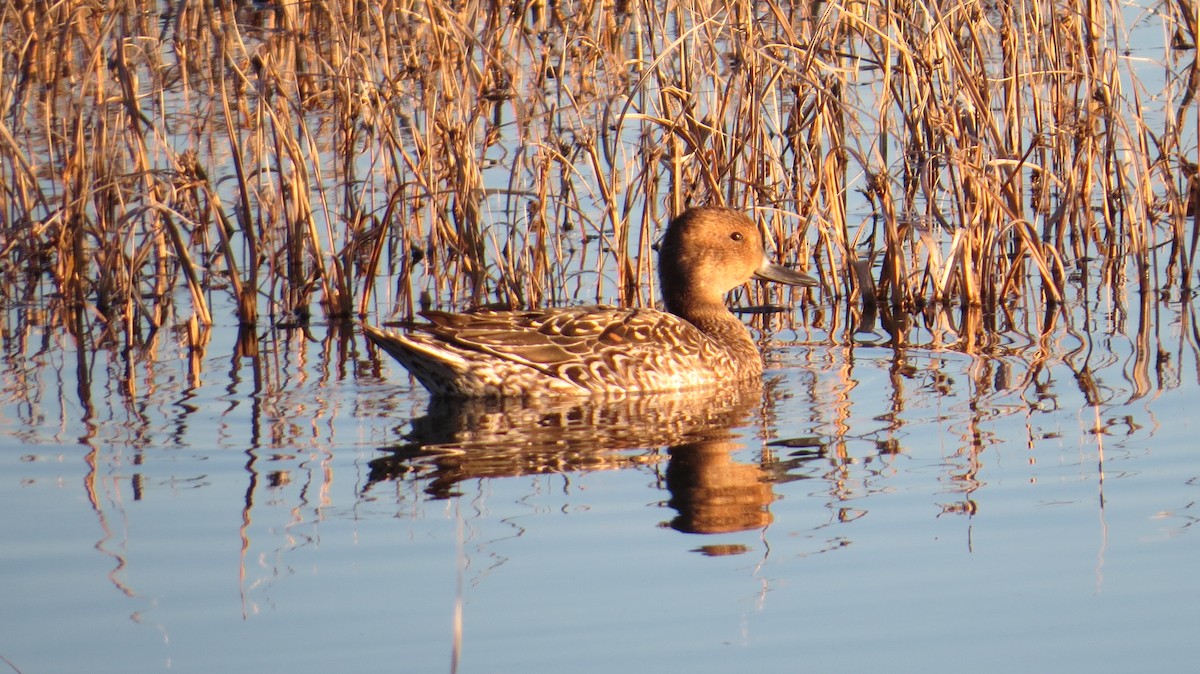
<box><xmin>362</xmin><ymin>207</ymin><xmax>816</xmax><ymax>397</ymax></box>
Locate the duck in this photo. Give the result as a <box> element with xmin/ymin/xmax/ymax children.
<box><xmin>361</xmin><ymin>206</ymin><xmax>816</xmax><ymax>397</ymax></box>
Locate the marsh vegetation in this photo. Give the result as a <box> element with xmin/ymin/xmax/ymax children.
<box><xmin>2</xmin><ymin>0</ymin><xmax>1198</xmax><ymax>354</ymax></box>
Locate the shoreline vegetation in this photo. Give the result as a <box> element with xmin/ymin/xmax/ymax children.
<box><xmin>1</xmin><ymin>0</ymin><xmax>1197</xmax><ymax>354</ymax></box>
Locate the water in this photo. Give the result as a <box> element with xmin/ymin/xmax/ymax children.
<box><xmin>3</xmin><ymin>305</ymin><xmax>1198</xmax><ymax>674</ymax></box>
<box><xmin>5</xmin><ymin>2</ymin><xmax>1200</xmax><ymax>671</ymax></box>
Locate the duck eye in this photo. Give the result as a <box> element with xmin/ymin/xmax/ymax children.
<box><xmin>730</xmin><ymin>232</ymin><xmax>744</xmax><ymax>242</ymax></box>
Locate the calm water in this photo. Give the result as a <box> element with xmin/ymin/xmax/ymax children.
<box><xmin>4</xmin><ymin>3</ymin><xmax>1198</xmax><ymax>670</ymax></box>
<box><xmin>2</xmin><ymin>298</ymin><xmax>1198</xmax><ymax>674</ymax></box>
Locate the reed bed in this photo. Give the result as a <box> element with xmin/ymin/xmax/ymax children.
<box><xmin>0</xmin><ymin>0</ymin><xmax>1196</xmax><ymax>353</ymax></box>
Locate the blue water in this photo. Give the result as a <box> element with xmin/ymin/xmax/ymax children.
<box><xmin>2</xmin><ymin>313</ymin><xmax>1197</xmax><ymax>674</ymax></box>
<box><xmin>5</xmin><ymin>0</ymin><xmax>1199</xmax><ymax>670</ymax></box>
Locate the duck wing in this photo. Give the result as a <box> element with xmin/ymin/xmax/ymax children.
<box><xmin>364</xmin><ymin>306</ymin><xmax>727</xmax><ymax>396</ymax></box>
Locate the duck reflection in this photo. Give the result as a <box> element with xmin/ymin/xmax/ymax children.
<box><xmin>665</xmin><ymin>436</ymin><xmax>774</xmax><ymax>534</ymax></box>
<box><xmin>366</xmin><ymin>387</ymin><xmax>792</xmax><ymax>536</ymax></box>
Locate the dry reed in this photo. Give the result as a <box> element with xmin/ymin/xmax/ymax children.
<box><xmin>0</xmin><ymin>0</ymin><xmax>1195</xmax><ymax>353</ymax></box>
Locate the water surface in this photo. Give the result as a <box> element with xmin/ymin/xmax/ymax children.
<box><xmin>3</xmin><ymin>308</ymin><xmax>1197</xmax><ymax>673</ymax></box>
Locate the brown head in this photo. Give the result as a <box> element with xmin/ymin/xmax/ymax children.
<box><xmin>658</xmin><ymin>207</ymin><xmax>816</xmax><ymax>321</ymax></box>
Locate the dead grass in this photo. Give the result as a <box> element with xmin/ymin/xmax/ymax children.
<box><xmin>0</xmin><ymin>0</ymin><xmax>1196</xmax><ymax>352</ymax></box>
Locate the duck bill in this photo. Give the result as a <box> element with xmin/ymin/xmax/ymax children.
<box><xmin>754</xmin><ymin>256</ymin><xmax>817</xmax><ymax>287</ymax></box>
